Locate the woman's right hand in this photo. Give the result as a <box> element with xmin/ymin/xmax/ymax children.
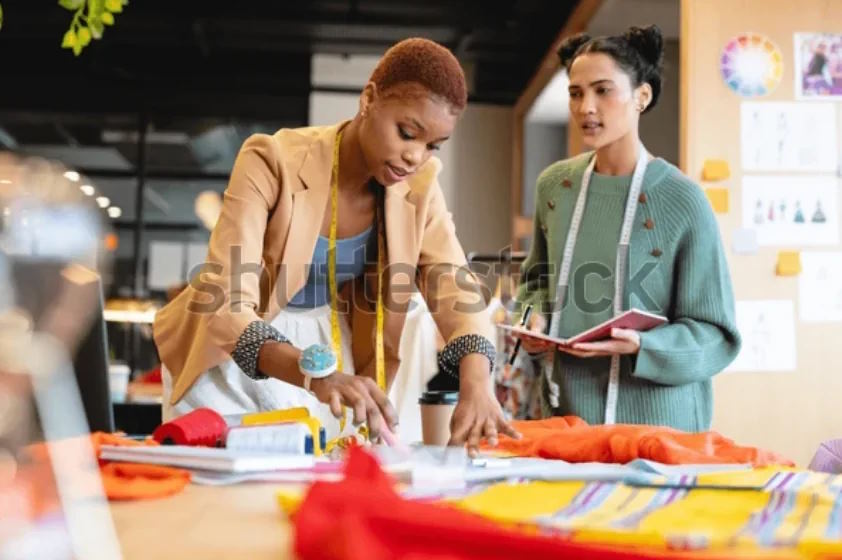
<box><xmin>309</xmin><ymin>373</ymin><xmax>398</xmax><ymax>438</ymax></box>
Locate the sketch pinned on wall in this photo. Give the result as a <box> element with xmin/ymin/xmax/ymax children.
<box><xmin>725</xmin><ymin>300</ymin><xmax>796</xmax><ymax>373</ymax></box>
<box><xmin>742</xmin><ymin>175</ymin><xmax>839</xmax><ymax>246</ymax></box>
<box><xmin>741</xmin><ymin>102</ymin><xmax>838</xmax><ymax>172</ymax></box>
<box><xmin>795</xmin><ymin>33</ymin><xmax>842</xmax><ymax>100</ymax></box>
<box><xmin>799</xmin><ymin>252</ymin><xmax>842</xmax><ymax>322</ymax></box>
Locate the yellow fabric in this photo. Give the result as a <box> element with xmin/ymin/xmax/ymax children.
<box><xmin>450</xmin><ymin>468</ymin><xmax>842</xmax><ymax>558</ymax></box>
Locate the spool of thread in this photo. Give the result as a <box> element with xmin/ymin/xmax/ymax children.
<box><xmin>226</xmin><ymin>423</ymin><xmax>316</xmax><ymax>455</ymax></box>
<box><xmin>152</xmin><ymin>408</ymin><xmax>228</xmax><ymax>447</ymax></box>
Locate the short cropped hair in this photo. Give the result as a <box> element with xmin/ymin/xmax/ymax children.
<box><xmin>369</xmin><ymin>38</ymin><xmax>468</xmax><ymax>111</ymax></box>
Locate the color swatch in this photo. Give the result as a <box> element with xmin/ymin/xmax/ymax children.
<box><xmin>720</xmin><ymin>33</ymin><xmax>783</xmax><ymax>97</ymax></box>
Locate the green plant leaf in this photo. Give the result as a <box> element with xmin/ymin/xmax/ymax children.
<box><xmin>78</xmin><ymin>26</ymin><xmax>91</xmax><ymax>46</ymax></box>
<box><xmin>58</xmin><ymin>0</ymin><xmax>84</xmax><ymax>10</ymax></box>
<box><xmin>88</xmin><ymin>0</ymin><xmax>104</xmax><ymax>19</ymax></box>
<box><xmin>105</xmin><ymin>0</ymin><xmax>122</xmax><ymax>12</ymax></box>
<box><xmin>101</xmin><ymin>11</ymin><xmax>114</xmax><ymax>25</ymax></box>
<box><xmin>62</xmin><ymin>29</ymin><xmax>77</xmax><ymax>48</ymax></box>
<box><xmin>89</xmin><ymin>18</ymin><xmax>103</xmax><ymax>38</ymax></box>
<box><xmin>72</xmin><ymin>41</ymin><xmax>82</xmax><ymax>56</ymax></box>
<box><xmin>0</xmin><ymin>3</ymin><xmax>4</xmax><ymax>31</ymax></box>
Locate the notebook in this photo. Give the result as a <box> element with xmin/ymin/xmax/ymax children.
<box><xmin>499</xmin><ymin>308</ymin><xmax>667</xmax><ymax>347</ymax></box>
<box><xmin>99</xmin><ymin>444</ymin><xmax>315</xmax><ymax>473</ymax></box>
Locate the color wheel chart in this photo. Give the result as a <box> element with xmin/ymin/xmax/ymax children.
<box><xmin>720</xmin><ymin>33</ymin><xmax>783</xmax><ymax>97</ymax></box>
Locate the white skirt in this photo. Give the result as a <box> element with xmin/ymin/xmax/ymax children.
<box><xmin>161</xmin><ymin>295</ymin><xmax>439</xmax><ymax>442</ymax></box>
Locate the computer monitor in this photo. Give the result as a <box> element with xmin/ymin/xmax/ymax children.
<box><xmin>9</xmin><ymin>257</ymin><xmax>114</xmax><ymax>433</ymax></box>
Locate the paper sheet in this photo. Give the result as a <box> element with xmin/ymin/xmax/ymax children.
<box><xmin>705</xmin><ymin>188</ymin><xmax>730</xmax><ymax>213</ymax></box>
<box><xmin>148</xmin><ymin>241</ymin><xmax>184</xmax><ymax>290</ymax></box>
<box><xmin>740</xmin><ymin>101</ymin><xmax>837</xmax><ymax>172</ymax></box>
<box><xmin>775</xmin><ymin>251</ymin><xmax>802</xmax><ymax>276</ymax></box>
<box><xmin>799</xmin><ymin>252</ymin><xmax>842</xmax><ymax>322</ymax></box>
<box><xmin>731</xmin><ymin>228</ymin><xmax>758</xmax><ymax>255</ymax></box>
<box><xmin>742</xmin><ymin>175</ymin><xmax>839</xmax><ymax>246</ymax></box>
<box><xmin>725</xmin><ymin>300</ymin><xmax>796</xmax><ymax>373</ymax></box>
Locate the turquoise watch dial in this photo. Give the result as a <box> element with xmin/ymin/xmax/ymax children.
<box><xmin>298</xmin><ymin>344</ymin><xmax>337</xmax><ymax>377</ymax></box>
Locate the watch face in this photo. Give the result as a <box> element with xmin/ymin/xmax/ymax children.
<box><xmin>299</xmin><ymin>344</ymin><xmax>337</xmax><ymax>377</ymax></box>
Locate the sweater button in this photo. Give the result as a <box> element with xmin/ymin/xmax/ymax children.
<box><xmin>638</xmin><ymin>193</ymin><xmax>647</xmax><ymax>204</ymax></box>
<box><xmin>651</xmin><ymin>248</ymin><xmax>663</xmax><ymax>257</ymax></box>
<box><xmin>547</xmin><ymin>200</ymin><xmax>555</xmax><ymax>210</ymax></box>
<box><xmin>644</xmin><ymin>218</ymin><xmax>655</xmax><ymax>230</ymax></box>
<box><xmin>562</xmin><ymin>178</ymin><xmax>572</xmax><ymax>188</ymax></box>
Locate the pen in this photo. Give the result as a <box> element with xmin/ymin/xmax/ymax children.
<box><xmin>508</xmin><ymin>304</ymin><xmax>533</xmax><ymax>366</ymax></box>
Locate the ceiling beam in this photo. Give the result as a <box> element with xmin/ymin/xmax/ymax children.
<box><xmin>509</xmin><ymin>0</ymin><xmax>604</xmax><ymax>249</ymax></box>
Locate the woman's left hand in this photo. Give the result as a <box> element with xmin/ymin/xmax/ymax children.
<box><xmin>561</xmin><ymin>328</ymin><xmax>641</xmax><ymax>358</ymax></box>
<box><xmin>448</xmin><ymin>355</ymin><xmax>520</xmax><ymax>457</ymax></box>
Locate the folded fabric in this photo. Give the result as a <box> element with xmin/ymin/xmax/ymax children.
<box><xmin>808</xmin><ymin>439</ymin><xmax>842</xmax><ymax>473</ymax></box>
<box><xmin>293</xmin><ymin>447</ymin><xmax>780</xmax><ymax>560</ymax></box>
<box><xmin>485</xmin><ymin>417</ymin><xmax>793</xmax><ymax>467</ymax></box>
<box><xmin>23</xmin><ymin>432</ymin><xmax>191</xmax><ymax>501</ymax></box>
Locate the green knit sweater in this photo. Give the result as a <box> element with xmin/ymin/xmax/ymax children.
<box><xmin>516</xmin><ymin>153</ymin><xmax>741</xmax><ymax>431</ymax></box>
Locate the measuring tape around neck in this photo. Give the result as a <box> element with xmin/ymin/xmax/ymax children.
<box><xmin>329</xmin><ymin>130</ymin><xmax>387</xmax><ymax>433</ymax></box>
<box><xmin>545</xmin><ymin>145</ymin><xmax>649</xmax><ymax>424</ymax></box>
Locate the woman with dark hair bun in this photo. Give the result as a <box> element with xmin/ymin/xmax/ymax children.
<box><xmin>516</xmin><ymin>25</ymin><xmax>741</xmax><ymax>431</ymax></box>
<box><xmin>155</xmin><ymin>38</ymin><xmax>517</xmax><ymax>454</ymax></box>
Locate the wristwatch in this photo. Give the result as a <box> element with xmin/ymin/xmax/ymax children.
<box><xmin>298</xmin><ymin>344</ymin><xmax>338</xmax><ymax>393</ymax></box>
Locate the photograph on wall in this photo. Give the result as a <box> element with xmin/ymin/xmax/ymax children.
<box><xmin>741</xmin><ymin>175</ymin><xmax>839</xmax><ymax>246</ymax></box>
<box><xmin>725</xmin><ymin>300</ymin><xmax>796</xmax><ymax>373</ymax></box>
<box><xmin>795</xmin><ymin>33</ymin><xmax>842</xmax><ymax>100</ymax></box>
<box><xmin>799</xmin><ymin>252</ymin><xmax>842</xmax><ymax>322</ymax></box>
<box><xmin>741</xmin><ymin>102</ymin><xmax>837</xmax><ymax>172</ymax></box>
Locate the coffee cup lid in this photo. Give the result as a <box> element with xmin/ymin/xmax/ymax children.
<box><xmin>418</xmin><ymin>390</ymin><xmax>458</xmax><ymax>405</ymax></box>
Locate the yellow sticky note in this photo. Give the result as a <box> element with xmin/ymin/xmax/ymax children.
<box><xmin>705</xmin><ymin>188</ymin><xmax>730</xmax><ymax>214</ymax></box>
<box><xmin>776</xmin><ymin>251</ymin><xmax>802</xmax><ymax>276</ymax></box>
<box><xmin>702</xmin><ymin>159</ymin><xmax>731</xmax><ymax>181</ymax></box>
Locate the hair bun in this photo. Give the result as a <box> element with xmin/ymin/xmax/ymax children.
<box><xmin>624</xmin><ymin>25</ymin><xmax>664</xmax><ymax>68</ymax></box>
<box><xmin>557</xmin><ymin>32</ymin><xmax>592</xmax><ymax>68</ymax></box>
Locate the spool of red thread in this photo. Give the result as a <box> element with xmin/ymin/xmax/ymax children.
<box><xmin>152</xmin><ymin>408</ymin><xmax>228</xmax><ymax>447</ymax></box>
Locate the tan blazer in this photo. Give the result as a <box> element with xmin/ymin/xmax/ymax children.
<box><xmin>154</xmin><ymin>122</ymin><xmax>494</xmax><ymax>405</ymax></box>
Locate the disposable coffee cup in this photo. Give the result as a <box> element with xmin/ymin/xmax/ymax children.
<box><xmin>419</xmin><ymin>390</ymin><xmax>458</xmax><ymax>446</ymax></box>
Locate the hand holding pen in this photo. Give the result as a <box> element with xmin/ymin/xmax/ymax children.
<box><xmin>508</xmin><ymin>304</ymin><xmax>533</xmax><ymax>366</ymax></box>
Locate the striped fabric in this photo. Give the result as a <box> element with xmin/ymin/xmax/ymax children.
<box><xmin>451</xmin><ymin>468</ymin><xmax>842</xmax><ymax>558</ymax></box>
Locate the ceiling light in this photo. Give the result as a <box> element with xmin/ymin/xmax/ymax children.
<box><xmin>96</xmin><ymin>196</ymin><xmax>110</xmax><ymax>208</ymax></box>
<box><xmin>80</xmin><ymin>184</ymin><xmax>95</xmax><ymax>196</ymax></box>
<box><xmin>63</xmin><ymin>171</ymin><xmax>80</xmax><ymax>182</ymax></box>
<box><xmin>107</xmin><ymin>206</ymin><xmax>122</xmax><ymax>219</ymax></box>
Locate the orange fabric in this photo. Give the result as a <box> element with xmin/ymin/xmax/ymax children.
<box><xmin>100</xmin><ymin>462</ymin><xmax>191</xmax><ymax>501</ymax></box>
<box><xmin>93</xmin><ymin>432</ymin><xmax>191</xmax><ymax>500</ymax></box>
<box><xmin>22</xmin><ymin>432</ymin><xmax>190</xmax><ymax>502</ymax></box>
<box><xmin>487</xmin><ymin>417</ymin><xmax>793</xmax><ymax>467</ymax></box>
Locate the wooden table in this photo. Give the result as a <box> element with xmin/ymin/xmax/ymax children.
<box><xmin>111</xmin><ymin>483</ymin><xmax>296</xmax><ymax>560</ymax></box>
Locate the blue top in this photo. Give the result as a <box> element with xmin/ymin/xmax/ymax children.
<box><xmin>287</xmin><ymin>226</ymin><xmax>375</xmax><ymax>308</ymax></box>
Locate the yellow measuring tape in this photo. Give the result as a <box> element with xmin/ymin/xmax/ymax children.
<box><xmin>329</xmin><ymin>129</ymin><xmax>386</xmax><ymax>436</ymax></box>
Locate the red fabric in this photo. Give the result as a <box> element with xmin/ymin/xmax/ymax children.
<box><xmin>135</xmin><ymin>365</ymin><xmax>162</xmax><ymax>384</ymax></box>
<box><xmin>485</xmin><ymin>417</ymin><xmax>793</xmax><ymax>467</ymax></box>
<box><xmin>293</xmin><ymin>447</ymin><xmax>789</xmax><ymax>560</ymax></box>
